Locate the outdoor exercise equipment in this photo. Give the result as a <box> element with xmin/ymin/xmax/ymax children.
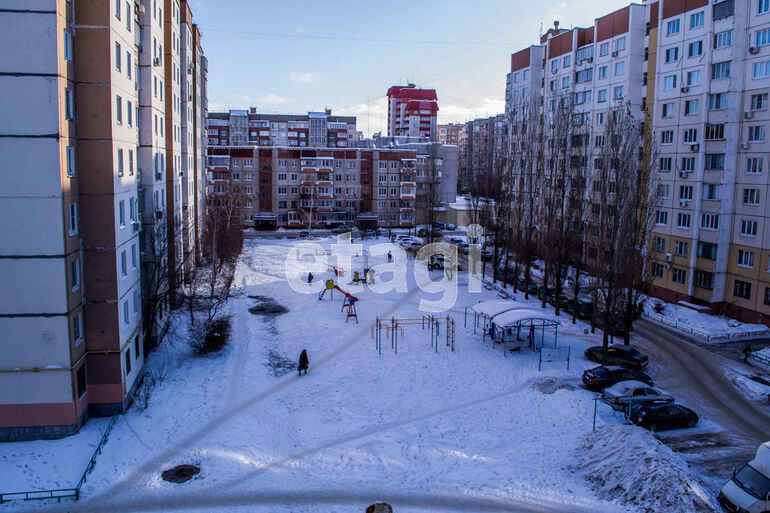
<box><xmin>372</xmin><ymin>315</ymin><xmax>456</xmax><ymax>356</ymax></box>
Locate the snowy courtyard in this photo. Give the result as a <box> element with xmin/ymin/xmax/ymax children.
<box><xmin>2</xmin><ymin>235</ymin><xmax>720</xmax><ymax>513</ymax></box>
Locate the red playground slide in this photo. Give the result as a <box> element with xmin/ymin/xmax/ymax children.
<box><xmin>333</xmin><ymin>285</ymin><xmax>358</xmax><ymax>302</ymax></box>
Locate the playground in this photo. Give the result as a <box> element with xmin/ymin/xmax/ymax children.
<box><xmin>3</xmin><ymin>234</ymin><xmax>668</xmax><ymax>513</ymax></box>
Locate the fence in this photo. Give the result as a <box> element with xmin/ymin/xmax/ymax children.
<box><xmin>0</xmin><ymin>415</ymin><xmax>118</xmax><ymax>505</ymax></box>
<box><xmin>749</xmin><ymin>351</ymin><xmax>770</xmax><ymax>370</ymax></box>
<box><xmin>642</xmin><ymin>312</ymin><xmax>770</xmax><ymax>344</ymax></box>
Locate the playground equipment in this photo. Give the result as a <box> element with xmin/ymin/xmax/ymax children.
<box><xmin>318</xmin><ymin>279</ymin><xmax>336</xmax><ymax>300</ymax></box>
<box><xmin>372</xmin><ymin>315</ymin><xmax>456</xmax><ymax>356</ymax></box>
<box><xmin>343</xmin><ymin>296</ymin><xmax>358</xmax><ymax>323</ymax></box>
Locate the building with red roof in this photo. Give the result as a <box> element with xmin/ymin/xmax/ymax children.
<box><xmin>387</xmin><ymin>84</ymin><xmax>439</xmax><ymax>141</ymax></box>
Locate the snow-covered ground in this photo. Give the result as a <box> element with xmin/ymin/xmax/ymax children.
<box><xmin>642</xmin><ymin>299</ymin><xmax>770</xmax><ymax>343</ymax></box>
<box><xmin>1</xmin><ymin>235</ymin><xmax>719</xmax><ymax>513</ymax></box>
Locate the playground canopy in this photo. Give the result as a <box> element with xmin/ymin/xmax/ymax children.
<box><xmin>492</xmin><ymin>309</ymin><xmax>560</xmax><ymax>329</ymax></box>
<box><xmin>470</xmin><ymin>300</ymin><xmax>526</xmax><ymax>318</ymax></box>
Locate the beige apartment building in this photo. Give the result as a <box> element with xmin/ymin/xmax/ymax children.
<box><xmin>0</xmin><ymin>0</ymin><xmax>207</xmax><ymax>440</ymax></box>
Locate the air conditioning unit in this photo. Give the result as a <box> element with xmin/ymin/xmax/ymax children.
<box><xmin>587</xmin><ymin>57</ymin><xmax>593</xmax><ymax>63</ymax></box>
<box><xmin>611</xmin><ymin>50</ymin><xmax>619</xmax><ymax>57</ymax></box>
<box><xmin>136</xmin><ymin>3</ymin><xmax>145</xmax><ymax>16</ymax></box>
<box><xmin>155</xmin><ymin>209</ymin><xmax>163</xmax><ymax>219</ymax></box>
<box><xmin>131</xmin><ymin>221</ymin><xmax>141</xmax><ymax>232</ymax></box>
<box><xmin>681</xmin><ymin>86</ymin><xmax>690</xmax><ymax>93</ymax></box>
<box><xmin>679</xmin><ymin>199</ymin><xmax>690</xmax><ymax>207</ymax></box>
<box><xmin>690</xmin><ymin>143</ymin><xmax>700</xmax><ymax>152</ymax></box>
<box><xmin>679</xmin><ymin>170</ymin><xmax>689</xmax><ymax>178</ymax></box>
<box><xmin>749</xmin><ymin>46</ymin><xmax>760</xmax><ymax>55</ymax></box>
<box><xmin>744</xmin><ymin>110</ymin><xmax>754</xmax><ymax>119</ymax></box>
<box><xmin>153</xmin><ymin>57</ymin><xmax>161</xmax><ymax>67</ymax></box>
<box><xmin>741</xmin><ymin>142</ymin><xmax>751</xmax><ymax>150</ymax></box>
<box><xmin>665</xmin><ymin>252</ymin><xmax>673</xmax><ymax>262</ymax></box>
<box><xmin>665</xmin><ymin>262</ymin><xmax>672</xmax><ymax>270</ymax></box>
<box><xmin>187</xmin><ymin>66</ymin><xmax>192</xmax><ymax>74</ymax></box>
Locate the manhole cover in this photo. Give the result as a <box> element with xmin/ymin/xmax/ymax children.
<box><xmin>161</xmin><ymin>464</ymin><xmax>200</xmax><ymax>483</ymax></box>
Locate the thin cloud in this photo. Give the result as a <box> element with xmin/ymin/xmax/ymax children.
<box><xmin>439</xmin><ymin>98</ymin><xmax>506</xmax><ymax>124</ymax></box>
<box><xmin>261</xmin><ymin>93</ymin><xmax>289</xmax><ymax>105</ymax></box>
<box><xmin>290</xmin><ymin>72</ymin><xmax>315</xmax><ymax>84</ymax></box>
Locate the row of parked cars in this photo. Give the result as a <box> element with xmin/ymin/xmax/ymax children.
<box><xmin>582</xmin><ymin>345</ymin><xmax>699</xmax><ymax>431</ymax></box>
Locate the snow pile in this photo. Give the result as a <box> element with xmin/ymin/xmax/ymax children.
<box><xmin>643</xmin><ymin>299</ymin><xmax>769</xmax><ymax>342</ymax></box>
<box><xmin>752</xmin><ymin>346</ymin><xmax>770</xmax><ymax>362</ymax></box>
<box><xmin>572</xmin><ymin>426</ymin><xmax>717</xmax><ymax>513</ymax></box>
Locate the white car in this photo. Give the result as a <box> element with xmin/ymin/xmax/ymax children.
<box><xmin>719</xmin><ymin>441</ymin><xmax>770</xmax><ymax>513</ymax></box>
<box><xmin>601</xmin><ymin>380</ymin><xmax>674</xmax><ymax>411</ymax></box>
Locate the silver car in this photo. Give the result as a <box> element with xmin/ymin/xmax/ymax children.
<box><xmin>601</xmin><ymin>380</ymin><xmax>674</xmax><ymax>411</ymax></box>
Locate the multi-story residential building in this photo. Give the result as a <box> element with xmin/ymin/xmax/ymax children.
<box><xmin>0</xmin><ymin>0</ymin><xmax>207</xmax><ymax>441</ymax></box>
<box><xmin>192</xmin><ymin>26</ymin><xmax>208</xmax><ymax>260</ymax></box>
<box><xmin>387</xmin><ymin>84</ymin><xmax>439</xmax><ymax>140</ymax></box>
<box><xmin>459</xmin><ymin>114</ymin><xmax>507</xmax><ymax>193</ymax></box>
<box><xmin>438</xmin><ymin>123</ymin><xmax>463</xmax><ymax>145</ymax></box>
<box><xmin>207</xmin><ymin>109</ymin><xmax>357</xmax><ymax>148</ymax></box>
<box><xmin>206</xmin><ymin>146</ymin><xmax>445</xmax><ymax>229</ymax></box>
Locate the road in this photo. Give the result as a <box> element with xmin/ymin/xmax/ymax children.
<box><xmin>631</xmin><ymin>319</ymin><xmax>770</xmax><ymax>486</ymax></box>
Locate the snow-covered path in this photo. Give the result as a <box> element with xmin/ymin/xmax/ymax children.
<box><xmin>9</xmin><ymin>236</ymin><xmax>637</xmax><ymax>513</ymax></box>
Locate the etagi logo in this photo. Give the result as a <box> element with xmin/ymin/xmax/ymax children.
<box><xmin>284</xmin><ymin>228</ymin><xmax>484</xmax><ymax>313</ymax></box>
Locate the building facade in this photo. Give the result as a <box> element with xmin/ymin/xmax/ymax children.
<box><xmin>438</xmin><ymin>123</ymin><xmax>463</xmax><ymax>145</ymax></box>
<box><xmin>207</xmin><ymin>109</ymin><xmax>357</xmax><ymax>148</ymax></box>
<box><xmin>386</xmin><ymin>84</ymin><xmax>439</xmax><ymax>140</ymax></box>
<box><xmin>0</xmin><ymin>0</ymin><xmax>207</xmax><ymax>440</ymax></box>
<box><xmin>459</xmin><ymin>114</ymin><xmax>507</xmax><ymax>193</ymax></box>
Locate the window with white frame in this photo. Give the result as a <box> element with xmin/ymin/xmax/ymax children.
<box><xmin>743</xmin><ymin>188</ymin><xmax>761</xmax><ymax>205</ymax></box>
<box><xmin>685</xmin><ymin>99</ymin><xmax>699</xmax><ymax>115</ymax></box>
<box><xmin>709</xmin><ymin>92</ymin><xmax>727</xmax><ymax>109</ymax></box>
<box><xmin>741</xmin><ymin>219</ymin><xmax>758</xmax><ymax>236</ymax></box>
<box><xmin>687</xmin><ymin>70</ymin><xmax>701</xmax><ymax>86</ymax></box>
<box><xmin>599</xmin><ymin>42</ymin><xmax>609</xmax><ymax>56</ymax></box>
<box><xmin>701</xmin><ymin>213</ymin><xmax>719</xmax><ymax>230</ymax></box>
<box><xmin>664</xmin><ymin>75</ymin><xmax>677</xmax><ymax>90</ymax></box>
<box><xmin>712</xmin><ymin>61</ymin><xmax>731</xmax><ymax>79</ymax></box>
<box><xmin>667</xmin><ymin>19</ymin><xmax>680</xmax><ymax>36</ymax></box>
<box><xmin>68</xmin><ymin>203</ymin><xmax>78</xmax><ymax>235</ymax></box>
<box><xmin>660</xmin><ymin>157</ymin><xmax>672</xmax><ymax>171</ymax></box>
<box><xmin>761</xmin><ymin>0</ymin><xmax>770</xmax><ymax>13</ymax></box>
<box><xmin>662</xmin><ymin>103</ymin><xmax>676</xmax><ymax>118</ymax></box>
<box><xmin>746</xmin><ymin>157</ymin><xmax>763</xmax><ymax>174</ymax></box>
<box><xmin>672</xmin><ymin>268</ymin><xmax>687</xmax><ymax>284</ymax></box>
<box><xmin>665</xmin><ymin>47</ymin><xmax>679</xmax><ymax>63</ymax></box>
<box><xmin>613</xmin><ymin>86</ymin><xmax>624</xmax><ymax>100</ymax></box>
<box><xmin>67</xmin><ymin>146</ymin><xmax>76</xmax><ymax>177</ymax></box>
<box><xmin>683</xmin><ymin>128</ymin><xmax>698</xmax><ymax>142</ymax></box>
<box><xmin>738</xmin><ymin>249</ymin><xmax>755</xmax><ymax>268</ymax></box>
<box><xmin>656</xmin><ymin>210</ymin><xmax>668</xmax><ymax>225</ymax></box>
<box><xmin>756</xmin><ymin>28</ymin><xmax>770</xmax><ymax>47</ymax></box>
<box><xmin>753</xmin><ymin>61</ymin><xmax>770</xmax><ymax>79</ymax></box>
<box><xmin>688</xmin><ymin>40</ymin><xmax>703</xmax><ymax>57</ymax></box>
<box><xmin>71</xmin><ymin>258</ymin><xmax>80</xmax><ymax>291</ymax></box>
<box><xmin>704</xmin><ymin>183</ymin><xmax>719</xmax><ymax>200</ymax></box>
<box><xmin>677</xmin><ymin>213</ymin><xmax>691</xmax><ymax>228</ymax></box>
<box><xmin>680</xmin><ymin>185</ymin><xmax>694</xmax><ymax>200</ymax></box>
<box><xmin>615</xmin><ymin>61</ymin><xmax>625</xmax><ymax>76</ymax></box>
<box><xmin>675</xmin><ymin>240</ymin><xmax>689</xmax><ymax>257</ymax></box>
<box><xmin>749</xmin><ymin>125</ymin><xmax>766</xmax><ymax>142</ymax></box>
<box><xmin>752</xmin><ymin>93</ymin><xmax>768</xmax><ymax>111</ymax></box>
<box><xmin>690</xmin><ymin>11</ymin><xmax>704</xmax><ymax>28</ymax></box>
<box><xmin>598</xmin><ymin>65</ymin><xmax>607</xmax><ymax>79</ymax></box>
<box><xmin>682</xmin><ymin>157</ymin><xmax>696</xmax><ymax>171</ymax></box>
<box><xmin>661</xmin><ymin>130</ymin><xmax>674</xmax><ymax>144</ymax></box>
<box><xmin>714</xmin><ymin>30</ymin><xmax>732</xmax><ymax>49</ymax></box>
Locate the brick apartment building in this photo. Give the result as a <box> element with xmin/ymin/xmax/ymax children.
<box><xmin>506</xmin><ymin>0</ymin><xmax>770</xmax><ymax>324</ymax></box>
<box><xmin>387</xmin><ymin>84</ymin><xmax>439</xmax><ymax>140</ymax></box>
<box><xmin>0</xmin><ymin>0</ymin><xmax>207</xmax><ymax>440</ymax></box>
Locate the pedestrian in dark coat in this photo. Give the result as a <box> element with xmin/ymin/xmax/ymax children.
<box><xmin>387</xmin><ymin>251</ymin><xmax>392</xmax><ymax>262</ymax></box>
<box><xmin>743</xmin><ymin>343</ymin><xmax>752</xmax><ymax>363</ymax></box>
<box><xmin>307</xmin><ymin>272</ymin><xmax>314</xmax><ymax>284</ymax></box>
<box><xmin>298</xmin><ymin>349</ymin><xmax>309</xmax><ymax>375</ymax></box>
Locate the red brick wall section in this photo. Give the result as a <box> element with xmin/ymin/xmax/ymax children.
<box><xmin>0</xmin><ymin>403</ymin><xmax>77</xmax><ymax>428</ymax></box>
<box><xmin>661</xmin><ymin>0</ymin><xmax>708</xmax><ymax>20</ymax></box>
<box><xmin>548</xmin><ymin>31</ymin><xmax>574</xmax><ymax>58</ymax></box>
<box><xmin>511</xmin><ymin>47</ymin><xmax>532</xmax><ymax>72</ymax></box>
<box><xmin>650</xmin><ymin>1</ymin><xmax>660</xmax><ymax>27</ymax></box>
<box><xmin>577</xmin><ymin>27</ymin><xmax>594</xmax><ymax>47</ymax></box>
<box><xmin>596</xmin><ymin>6</ymin><xmax>630</xmax><ymax>42</ymax></box>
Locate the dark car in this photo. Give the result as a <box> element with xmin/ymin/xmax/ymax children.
<box><xmin>417</xmin><ymin>228</ymin><xmax>429</xmax><ymax>237</ymax></box>
<box><xmin>584</xmin><ymin>345</ymin><xmax>649</xmax><ymax>370</ymax></box>
<box><xmin>549</xmin><ymin>293</ymin><xmax>571</xmax><ymax>309</ymax></box>
<box><xmin>298</xmin><ymin>230</ymin><xmax>310</xmax><ymax>238</ymax></box>
<box><xmin>516</xmin><ymin>277</ymin><xmax>539</xmax><ymax>295</ymax></box>
<box><xmin>432</xmin><ymin>223</ymin><xmax>445</xmax><ymax>231</ymax></box>
<box><xmin>331</xmin><ymin>226</ymin><xmax>350</xmax><ymax>234</ymax></box>
<box><xmin>629</xmin><ymin>402</ymin><xmax>699</xmax><ymax>431</ymax></box>
<box><xmin>569</xmin><ymin>296</ymin><xmax>594</xmax><ymax>319</ymax></box>
<box><xmin>582</xmin><ymin>365</ymin><xmax>654</xmax><ymax>391</ymax></box>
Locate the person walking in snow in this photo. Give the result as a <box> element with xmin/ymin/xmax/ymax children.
<box><xmin>743</xmin><ymin>343</ymin><xmax>752</xmax><ymax>363</ymax></box>
<box><xmin>387</xmin><ymin>251</ymin><xmax>392</xmax><ymax>263</ymax></box>
<box><xmin>307</xmin><ymin>271</ymin><xmax>314</xmax><ymax>285</ymax></box>
<box><xmin>297</xmin><ymin>349</ymin><xmax>309</xmax><ymax>376</ymax></box>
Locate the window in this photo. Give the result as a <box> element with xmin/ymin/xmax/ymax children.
<box><xmin>561</xmin><ymin>76</ymin><xmax>570</xmax><ymax>89</ymax></box>
<box><xmin>675</xmin><ymin>240</ymin><xmax>689</xmax><ymax>257</ymax></box>
<box><xmin>667</xmin><ymin>19</ymin><xmax>680</xmax><ymax>36</ymax></box>
<box><xmin>738</xmin><ymin>249</ymin><xmax>755</xmax><ymax>268</ymax></box>
<box><xmin>598</xmin><ymin>66</ymin><xmax>607</xmax><ymax>79</ymax></box>
<box><xmin>743</xmin><ymin>218</ymin><xmax>760</xmax><ymax>236</ymax></box>
<box><xmin>705</xmin><ymin>183</ymin><xmax>719</xmax><ymax>200</ymax></box>
<box><xmin>697</xmin><ymin>241</ymin><xmax>718</xmax><ymax>260</ymax></box>
<box><xmin>613</xmin><ymin>86</ymin><xmax>624</xmax><ymax>100</ymax></box>
<box><xmin>677</xmin><ymin>213</ymin><xmax>692</xmax><ymax>228</ymax></box>
<box><xmin>124</xmin><ymin>301</ymin><xmax>130</xmax><ymax>327</ymax></box>
<box><xmin>662</xmin><ymin>103</ymin><xmax>676</xmax><ymax>118</ymax></box>
<box><xmin>116</xmin><ymin>95</ymin><xmax>122</xmax><ymax>124</ymax></box>
<box><xmin>133</xmin><ymin>290</ymin><xmax>140</xmax><ymax>319</ymax></box>
<box><xmin>753</xmin><ymin>61</ymin><xmax>770</xmax><ymax>79</ymax></box>
<box><xmin>131</xmin><ymin>244</ymin><xmax>137</xmax><ymax>268</ymax></box>
<box><xmin>654</xmin><ymin>236</ymin><xmax>666</xmax><ymax>252</ymax></box>
<box><xmin>64</xmin><ymin>29</ymin><xmax>73</xmax><ymax>62</ymax></box>
<box><xmin>705</xmin><ymin>154</ymin><xmax>725</xmax><ymax>169</ymax></box>
<box><xmin>117</xmin><ymin>148</ymin><xmax>124</xmax><ymax>176</ymax></box>
<box><xmin>65</xmin><ymin>88</ymin><xmax>75</xmax><ymax>120</ymax></box>
<box><xmin>67</xmin><ymin>146</ymin><xmax>75</xmax><ymax>177</ymax></box>
<box><xmin>598</xmin><ymin>89</ymin><xmax>607</xmax><ymax>103</ymax></box>
<box><xmin>680</xmin><ymin>185</ymin><xmax>694</xmax><ymax>200</ymax></box>
<box><xmin>758</xmin><ymin>28</ymin><xmax>770</xmax><ymax>47</ymax></box>
<box><xmin>685</xmin><ymin>99</ymin><xmax>699</xmax><ymax>115</ymax></box>
<box><xmin>121</xmin><ymin>250</ymin><xmax>127</xmax><ymax>277</ymax></box>
<box><xmin>115</xmin><ymin>42</ymin><xmax>121</xmax><ymax>71</ymax></box>
<box><xmin>665</xmin><ymin>47</ymin><xmax>679</xmax><ymax>63</ymax></box>
<box><xmin>749</xmin><ymin>126</ymin><xmax>766</xmax><ymax>142</ymax></box>
<box><xmin>711</xmin><ymin>61</ymin><xmax>731</xmax><ymax>80</ymax></box>
<box><xmin>688</xmin><ymin>40</ymin><xmax>703</xmax><ymax>57</ymax></box>
<box><xmin>125</xmin><ymin>1</ymin><xmax>131</xmax><ymax>30</ymax></box>
<box><xmin>672</xmin><ymin>268</ymin><xmax>687</xmax><ymax>284</ymax></box>
<box><xmin>687</xmin><ymin>70</ymin><xmax>701</xmax><ymax>86</ymax></box>
<box><xmin>714</xmin><ymin>30</ymin><xmax>733</xmax><ymax>49</ymax></box>
<box><xmin>664</xmin><ymin>75</ymin><xmax>678</xmax><ymax>90</ymax></box>
<box><xmin>746</xmin><ymin>158</ymin><xmax>763</xmax><ymax>174</ymax></box>
<box><xmin>690</xmin><ymin>11</ymin><xmax>704</xmax><ymax>28</ymax></box>
<box><xmin>713</xmin><ymin>0</ymin><xmax>734</xmax><ymax>20</ymax></box>
<box><xmin>652</xmin><ymin>263</ymin><xmax>664</xmax><ymax>278</ymax></box>
<box><xmin>705</xmin><ymin>124</ymin><xmax>724</xmax><ymax>140</ymax></box>
<box><xmin>743</xmin><ymin>188</ymin><xmax>761</xmax><ymax>205</ymax></box>
<box><xmin>551</xmin><ymin>59</ymin><xmax>559</xmax><ymax>74</ymax></box>
<box><xmin>682</xmin><ymin>157</ymin><xmax>696</xmax><ymax>171</ymax></box>
<box><xmin>765</xmin><ymin>288</ymin><xmax>770</xmax><ymax>306</ymax></box>
<box><xmin>127</xmin><ymin>101</ymin><xmax>132</xmax><ymax>127</ymax></box>
<box><xmin>563</xmin><ymin>55</ymin><xmax>571</xmax><ymax>67</ymax></box>
<box><xmin>71</xmin><ymin>258</ymin><xmax>80</xmax><ymax>291</ymax></box>
<box><xmin>576</xmin><ymin>69</ymin><xmax>593</xmax><ymax>83</ymax></box>
<box><xmin>662</xmin><ymin>130</ymin><xmax>674</xmax><ymax>144</ymax></box>
<box><xmin>751</xmin><ymin>93</ymin><xmax>768</xmax><ymax>111</ymax></box>
<box><xmin>115</xmin><ymin>0</ymin><xmax>121</xmax><ymax>18</ymax></box>
<box><xmin>660</xmin><ymin>157</ymin><xmax>672</xmax><ymax>171</ymax></box>
<box><xmin>656</xmin><ymin>210</ymin><xmax>668</xmax><ymax>225</ymax></box>
<box><xmin>119</xmin><ymin>199</ymin><xmax>126</xmax><ymax>226</ymax></box>
<box><xmin>694</xmin><ymin>270</ymin><xmax>714</xmax><ymax>290</ymax></box>
<box><xmin>701</xmin><ymin>213</ymin><xmax>719</xmax><ymax>230</ymax></box>
<box><xmin>68</xmin><ymin>203</ymin><xmax>78</xmax><ymax>235</ymax></box>
<box><xmin>709</xmin><ymin>93</ymin><xmax>727</xmax><ymax>110</ymax></box>
<box><xmin>614</xmin><ymin>37</ymin><xmax>626</xmax><ymax>52</ymax></box>
<box><xmin>599</xmin><ymin>42</ymin><xmax>609</xmax><ymax>56</ymax></box>
<box><xmin>734</xmin><ymin>280</ymin><xmax>751</xmax><ymax>299</ymax></box>
<box><xmin>658</xmin><ymin>184</ymin><xmax>671</xmax><ymax>199</ymax></box>
<box><xmin>683</xmin><ymin>128</ymin><xmax>698</xmax><ymax>143</ymax></box>
<box><xmin>615</xmin><ymin>61</ymin><xmax>625</xmax><ymax>76</ymax></box>
<box><xmin>761</xmin><ymin>0</ymin><xmax>770</xmax><ymax>13</ymax></box>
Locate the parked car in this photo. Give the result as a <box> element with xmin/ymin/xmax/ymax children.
<box><xmin>601</xmin><ymin>380</ymin><xmax>673</xmax><ymax>411</ymax></box>
<box><xmin>568</xmin><ymin>295</ymin><xmax>594</xmax><ymax>319</ymax></box>
<box><xmin>629</xmin><ymin>402</ymin><xmax>699</xmax><ymax>431</ymax></box>
<box><xmin>331</xmin><ymin>226</ymin><xmax>349</xmax><ymax>234</ymax></box>
<box><xmin>428</xmin><ymin>254</ymin><xmax>445</xmax><ymax>271</ymax></box>
<box><xmin>516</xmin><ymin>277</ymin><xmax>539</xmax><ymax>295</ymax></box>
<box><xmin>551</xmin><ymin>294</ymin><xmax>572</xmax><ymax>309</ymax></box>
<box><xmin>445</xmin><ymin>224</ymin><xmax>456</xmax><ymax>231</ymax></box>
<box><xmin>718</xmin><ymin>441</ymin><xmax>770</xmax><ymax>513</ymax></box>
<box><xmin>582</xmin><ymin>365</ymin><xmax>654</xmax><ymax>391</ymax></box>
<box><xmin>584</xmin><ymin>345</ymin><xmax>649</xmax><ymax>370</ymax></box>
<box><xmin>299</xmin><ymin>230</ymin><xmax>309</xmax><ymax>238</ymax></box>
<box><xmin>417</xmin><ymin>228</ymin><xmax>429</xmax><ymax>237</ymax></box>
<box><xmin>432</xmin><ymin>222</ymin><xmax>445</xmax><ymax>231</ymax></box>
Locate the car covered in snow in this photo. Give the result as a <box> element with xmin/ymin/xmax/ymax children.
<box><xmin>718</xmin><ymin>441</ymin><xmax>770</xmax><ymax>513</ymax></box>
<box><xmin>629</xmin><ymin>402</ymin><xmax>699</xmax><ymax>431</ymax></box>
<box><xmin>581</xmin><ymin>365</ymin><xmax>654</xmax><ymax>391</ymax></box>
<box><xmin>601</xmin><ymin>381</ymin><xmax>673</xmax><ymax>411</ymax></box>
<box><xmin>584</xmin><ymin>345</ymin><xmax>649</xmax><ymax>370</ymax></box>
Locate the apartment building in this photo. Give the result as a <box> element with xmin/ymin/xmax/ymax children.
<box><xmin>207</xmin><ymin>109</ymin><xmax>357</xmax><ymax>148</ymax></box>
<box><xmin>206</xmin><ymin>147</ymin><xmax>428</xmax><ymax>229</ymax></box>
<box><xmin>0</xmin><ymin>0</ymin><xmax>207</xmax><ymax>441</ymax></box>
<box><xmin>459</xmin><ymin>114</ymin><xmax>507</xmax><ymax>193</ymax></box>
<box><xmin>387</xmin><ymin>84</ymin><xmax>439</xmax><ymax>141</ymax></box>
<box><xmin>438</xmin><ymin>123</ymin><xmax>463</xmax><ymax>145</ymax></box>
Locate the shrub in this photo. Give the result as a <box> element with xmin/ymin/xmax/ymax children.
<box><xmin>191</xmin><ymin>317</ymin><xmax>231</xmax><ymax>355</ymax></box>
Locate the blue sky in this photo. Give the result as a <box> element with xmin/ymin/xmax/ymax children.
<box><xmin>187</xmin><ymin>0</ymin><xmax>628</xmax><ymax>135</ymax></box>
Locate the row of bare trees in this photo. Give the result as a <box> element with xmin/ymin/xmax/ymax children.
<box><xmin>467</xmin><ymin>94</ymin><xmax>659</xmax><ymax>349</ymax></box>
